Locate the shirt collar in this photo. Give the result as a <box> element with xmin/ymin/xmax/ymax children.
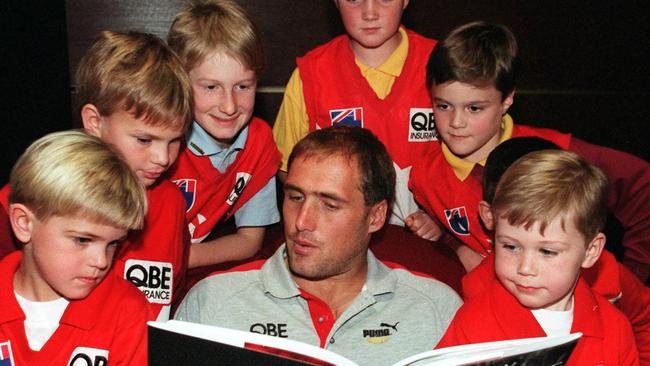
<box><xmin>355</xmin><ymin>26</ymin><xmax>409</xmax><ymax>78</ymax></box>
<box><xmin>442</xmin><ymin>114</ymin><xmax>514</xmax><ymax>181</ymax></box>
<box><xmin>186</xmin><ymin>121</ymin><xmax>249</xmax><ymax>156</ymax></box>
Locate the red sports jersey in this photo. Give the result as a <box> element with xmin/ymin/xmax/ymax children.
<box><xmin>298</xmin><ymin>28</ymin><xmax>438</xmax><ymax>169</ymax></box>
<box><xmin>112</xmin><ymin>180</ymin><xmax>190</xmax><ymax>321</ymax></box>
<box><xmin>168</xmin><ymin>118</ymin><xmax>280</xmax><ymax>242</ymax></box>
<box><xmin>463</xmin><ymin>251</ymin><xmax>650</xmax><ymax>363</ymax></box>
<box><xmin>0</xmin><ymin>251</ymin><xmax>150</xmax><ymax>365</ymax></box>
<box><xmin>410</xmin><ymin>125</ymin><xmax>570</xmax><ymax>256</ymax></box>
<box><xmin>437</xmin><ymin>276</ymin><xmax>639</xmax><ymax>365</ymax></box>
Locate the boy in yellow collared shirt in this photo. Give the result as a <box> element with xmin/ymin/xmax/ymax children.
<box><xmin>273</xmin><ymin>0</ymin><xmax>441</xmax><ymax>239</ymax></box>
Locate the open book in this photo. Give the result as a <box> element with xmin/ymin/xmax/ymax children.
<box><xmin>148</xmin><ymin>320</ymin><xmax>580</xmax><ymax>366</ymax></box>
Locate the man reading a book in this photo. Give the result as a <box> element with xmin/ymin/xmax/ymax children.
<box><xmin>175</xmin><ymin>126</ymin><xmax>462</xmax><ymax>365</ymax></box>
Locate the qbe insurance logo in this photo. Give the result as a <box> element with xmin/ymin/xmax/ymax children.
<box><xmin>408</xmin><ymin>108</ymin><xmax>437</xmax><ymax>142</ymax></box>
<box><xmin>67</xmin><ymin>347</ymin><xmax>108</xmax><ymax>366</ymax></box>
<box><xmin>124</xmin><ymin>259</ymin><xmax>173</xmax><ymax>304</ymax></box>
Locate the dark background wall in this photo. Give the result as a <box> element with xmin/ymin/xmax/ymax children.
<box><xmin>2</xmin><ymin>1</ymin><xmax>648</xmax><ymax>185</ymax></box>
<box><xmin>1</xmin><ymin>0</ymin><xmax>71</xmax><ymax>185</ymax></box>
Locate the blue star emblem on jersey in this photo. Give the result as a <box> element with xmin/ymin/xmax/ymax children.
<box><xmin>329</xmin><ymin>107</ymin><xmax>363</xmax><ymax>127</ymax></box>
<box><xmin>172</xmin><ymin>178</ymin><xmax>197</xmax><ymax>212</ymax></box>
<box><xmin>444</xmin><ymin>206</ymin><xmax>470</xmax><ymax>236</ymax></box>
<box><xmin>0</xmin><ymin>342</ymin><xmax>14</xmax><ymax>366</ymax></box>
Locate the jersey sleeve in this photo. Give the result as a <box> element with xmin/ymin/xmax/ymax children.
<box><xmin>272</xmin><ymin>68</ymin><xmax>309</xmax><ymax>171</ymax></box>
<box><xmin>569</xmin><ymin>137</ymin><xmax>650</xmax><ymax>282</ymax></box>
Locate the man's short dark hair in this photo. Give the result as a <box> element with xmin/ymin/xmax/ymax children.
<box><xmin>288</xmin><ymin>126</ymin><xmax>395</xmax><ymax>208</ymax></box>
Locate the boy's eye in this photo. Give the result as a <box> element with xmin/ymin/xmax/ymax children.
<box><xmin>501</xmin><ymin>243</ymin><xmax>517</xmax><ymax>252</ymax></box>
<box><xmin>468</xmin><ymin>105</ymin><xmax>483</xmax><ymax>112</ymax></box>
<box><xmin>435</xmin><ymin>103</ymin><xmax>450</xmax><ymax>111</ymax></box>
<box><xmin>108</xmin><ymin>239</ymin><xmax>123</xmax><ymax>247</ymax></box>
<box><xmin>540</xmin><ymin>248</ymin><xmax>558</xmax><ymax>257</ymax></box>
<box><xmin>74</xmin><ymin>237</ymin><xmax>92</xmax><ymax>245</ymax></box>
<box><xmin>236</xmin><ymin>84</ymin><xmax>252</xmax><ymax>91</ymax></box>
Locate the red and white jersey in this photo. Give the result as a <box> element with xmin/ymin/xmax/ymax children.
<box><xmin>168</xmin><ymin>118</ymin><xmax>281</xmax><ymax>242</ymax></box>
<box><xmin>437</xmin><ymin>275</ymin><xmax>639</xmax><ymax>365</ymax></box>
<box><xmin>0</xmin><ymin>251</ymin><xmax>150</xmax><ymax>365</ymax></box>
<box><xmin>410</xmin><ymin>125</ymin><xmax>571</xmax><ymax>256</ymax></box>
<box><xmin>298</xmin><ymin>28</ymin><xmax>438</xmax><ymax>170</ymax></box>
<box><xmin>112</xmin><ymin>180</ymin><xmax>190</xmax><ymax>321</ymax></box>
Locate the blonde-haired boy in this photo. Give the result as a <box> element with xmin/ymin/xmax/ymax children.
<box><xmin>77</xmin><ymin>30</ymin><xmax>192</xmax><ymax>320</ymax></box>
<box><xmin>0</xmin><ymin>130</ymin><xmax>150</xmax><ymax>365</ymax></box>
<box><xmin>167</xmin><ymin>0</ymin><xmax>281</xmax><ymax>270</ymax></box>
<box><xmin>437</xmin><ymin>149</ymin><xmax>639</xmax><ymax>365</ymax></box>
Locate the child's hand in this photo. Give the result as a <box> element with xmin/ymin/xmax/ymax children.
<box><xmin>405</xmin><ymin>210</ymin><xmax>443</xmax><ymax>241</ymax></box>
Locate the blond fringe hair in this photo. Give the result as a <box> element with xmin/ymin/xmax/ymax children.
<box><xmin>9</xmin><ymin>130</ymin><xmax>147</xmax><ymax>230</ymax></box>
<box><xmin>168</xmin><ymin>0</ymin><xmax>264</xmax><ymax>76</ymax></box>
<box><xmin>492</xmin><ymin>149</ymin><xmax>609</xmax><ymax>241</ymax></box>
<box><xmin>76</xmin><ymin>30</ymin><xmax>192</xmax><ymax>130</ymax></box>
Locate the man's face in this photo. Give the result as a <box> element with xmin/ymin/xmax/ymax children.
<box><xmin>189</xmin><ymin>51</ymin><xmax>257</xmax><ymax>146</ymax></box>
<box><xmin>90</xmin><ymin>108</ymin><xmax>184</xmax><ymax>187</ymax></box>
<box><xmin>494</xmin><ymin>216</ymin><xmax>598</xmax><ymax>311</ymax></box>
<box><xmin>432</xmin><ymin>81</ymin><xmax>513</xmax><ymax>163</ymax></box>
<box><xmin>283</xmin><ymin>154</ymin><xmax>385</xmax><ymax>281</ymax></box>
<box><xmin>336</xmin><ymin>0</ymin><xmax>408</xmax><ymax>51</ymax></box>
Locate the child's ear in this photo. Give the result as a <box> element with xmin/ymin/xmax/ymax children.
<box><xmin>500</xmin><ymin>90</ymin><xmax>515</xmax><ymax>115</ymax></box>
<box><xmin>80</xmin><ymin>103</ymin><xmax>103</xmax><ymax>137</ymax></box>
<box><xmin>478</xmin><ymin>200</ymin><xmax>495</xmax><ymax>231</ymax></box>
<box><xmin>9</xmin><ymin>203</ymin><xmax>35</xmax><ymax>244</ymax></box>
<box><xmin>581</xmin><ymin>232</ymin><xmax>605</xmax><ymax>269</ymax></box>
<box><xmin>402</xmin><ymin>0</ymin><xmax>410</xmax><ymax>9</ymax></box>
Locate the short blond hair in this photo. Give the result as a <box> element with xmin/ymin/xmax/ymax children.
<box><xmin>167</xmin><ymin>0</ymin><xmax>264</xmax><ymax>76</ymax></box>
<box><xmin>492</xmin><ymin>149</ymin><xmax>609</xmax><ymax>242</ymax></box>
<box><xmin>9</xmin><ymin>130</ymin><xmax>147</xmax><ymax>230</ymax></box>
<box><xmin>76</xmin><ymin>30</ymin><xmax>192</xmax><ymax>129</ymax></box>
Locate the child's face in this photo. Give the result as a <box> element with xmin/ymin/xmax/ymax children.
<box><xmin>91</xmin><ymin>109</ymin><xmax>184</xmax><ymax>187</ymax></box>
<box><xmin>432</xmin><ymin>81</ymin><xmax>513</xmax><ymax>163</ymax></box>
<box><xmin>336</xmin><ymin>0</ymin><xmax>408</xmax><ymax>51</ymax></box>
<box><xmin>494</xmin><ymin>216</ymin><xmax>599</xmax><ymax>311</ymax></box>
<box><xmin>189</xmin><ymin>51</ymin><xmax>257</xmax><ymax>145</ymax></box>
<box><xmin>18</xmin><ymin>213</ymin><xmax>127</xmax><ymax>301</ymax></box>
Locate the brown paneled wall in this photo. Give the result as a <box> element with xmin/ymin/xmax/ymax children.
<box><xmin>62</xmin><ymin>0</ymin><xmax>648</xmax><ymax>162</ymax></box>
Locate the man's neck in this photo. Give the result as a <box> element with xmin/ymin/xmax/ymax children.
<box><xmin>349</xmin><ymin>31</ymin><xmax>402</xmax><ymax>68</ymax></box>
<box><xmin>293</xmin><ymin>262</ymin><xmax>368</xmax><ymax>320</ymax></box>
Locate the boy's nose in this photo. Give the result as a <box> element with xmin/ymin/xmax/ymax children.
<box><xmin>517</xmin><ymin>253</ymin><xmax>537</xmax><ymax>276</ymax></box>
<box><xmin>219</xmin><ymin>91</ymin><xmax>237</xmax><ymax>116</ymax></box>
<box><xmin>449</xmin><ymin>111</ymin><xmax>465</xmax><ymax>128</ymax></box>
<box><xmin>361</xmin><ymin>0</ymin><xmax>379</xmax><ymax>20</ymax></box>
<box><xmin>152</xmin><ymin>145</ymin><xmax>170</xmax><ymax>167</ymax></box>
<box><xmin>89</xmin><ymin>247</ymin><xmax>110</xmax><ymax>270</ymax></box>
